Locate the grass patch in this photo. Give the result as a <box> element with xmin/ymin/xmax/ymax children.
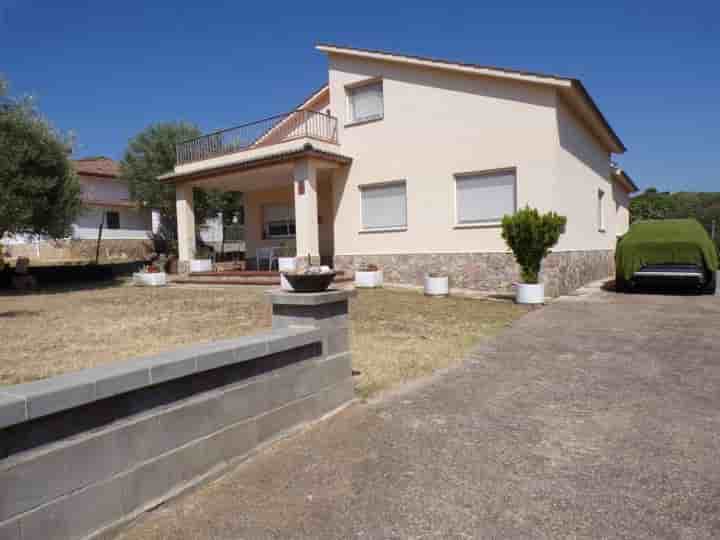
<box><xmin>0</xmin><ymin>283</ymin><xmax>527</xmax><ymax>395</ymax></box>
<box><xmin>350</xmin><ymin>288</ymin><xmax>528</xmax><ymax>398</ymax></box>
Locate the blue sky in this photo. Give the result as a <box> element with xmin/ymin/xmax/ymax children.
<box><xmin>2</xmin><ymin>0</ymin><xmax>718</xmax><ymax>192</ymax></box>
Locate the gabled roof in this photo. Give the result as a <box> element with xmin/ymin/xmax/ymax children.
<box><xmin>611</xmin><ymin>164</ymin><xmax>638</xmax><ymax>193</ymax></box>
<box><xmin>316</xmin><ymin>43</ymin><xmax>626</xmax><ymax>154</ymax></box>
<box><xmin>72</xmin><ymin>157</ymin><xmax>120</xmax><ymax>178</ymax></box>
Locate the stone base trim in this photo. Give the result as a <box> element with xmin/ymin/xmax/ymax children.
<box><xmin>335</xmin><ymin>250</ymin><xmax>615</xmax><ymax>297</ymax></box>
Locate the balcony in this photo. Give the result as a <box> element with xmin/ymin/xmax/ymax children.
<box><xmin>176</xmin><ymin>110</ymin><xmax>339</xmax><ymax>166</ymax></box>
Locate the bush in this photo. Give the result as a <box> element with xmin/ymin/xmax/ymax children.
<box><xmin>501</xmin><ymin>206</ymin><xmax>567</xmax><ymax>284</ymax></box>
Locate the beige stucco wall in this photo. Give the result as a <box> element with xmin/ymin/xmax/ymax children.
<box><xmin>325</xmin><ymin>53</ymin><xmax>627</xmax><ymax>257</ymax></box>
<box><xmin>613</xmin><ymin>180</ymin><xmax>631</xmax><ymax>236</ymax></box>
<box><xmin>327</xmin><ymin>53</ymin><xmax>563</xmax><ymax>256</ymax></box>
<box><xmin>552</xmin><ymin>97</ymin><xmax>619</xmax><ymax>250</ymax></box>
<box><xmin>243</xmin><ymin>176</ymin><xmax>334</xmax><ymax>263</ymax></box>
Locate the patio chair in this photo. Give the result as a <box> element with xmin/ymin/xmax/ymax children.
<box><xmin>256</xmin><ymin>247</ymin><xmax>277</xmax><ymax>271</ymax></box>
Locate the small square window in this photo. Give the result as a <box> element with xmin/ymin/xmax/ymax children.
<box><xmin>455</xmin><ymin>169</ymin><xmax>516</xmax><ymax>225</ymax></box>
<box><xmin>360</xmin><ymin>181</ymin><xmax>407</xmax><ymax>230</ymax></box>
<box><xmin>106</xmin><ymin>211</ymin><xmax>120</xmax><ymax>229</ymax></box>
<box><xmin>348</xmin><ymin>81</ymin><xmax>383</xmax><ymax>124</ymax></box>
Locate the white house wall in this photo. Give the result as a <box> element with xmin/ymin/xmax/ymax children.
<box><xmin>73</xmin><ymin>206</ymin><xmax>152</xmax><ymax>240</ymax></box>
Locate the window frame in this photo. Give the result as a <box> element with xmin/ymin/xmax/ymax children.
<box><xmin>262</xmin><ymin>204</ymin><xmax>296</xmax><ymax>240</ymax></box>
<box><xmin>345</xmin><ymin>78</ymin><xmax>384</xmax><ymax>126</ymax></box>
<box><xmin>359</xmin><ymin>180</ymin><xmax>408</xmax><ymax>233</ymax></box>
<box><xmin>597</xmin><ymin>188</ymin><xmax>606</xmax><ymax>232</ymax></box>
<box><xmin>105</xmin><ymin>211</ymin><xmax>120</xmax><ymax>230</ymax></box>
<box><xmin>453</xmin><ymin>167</ymin><xmax>518</xmax><ymax>228</ymax></box>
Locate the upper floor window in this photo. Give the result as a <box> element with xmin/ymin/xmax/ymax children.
<box><xmin>105</xmin><ymin>211</ymin><xmax>120</xmax><ymax>229</ymax></box>
<box><xmin>347</xmin><ymin>81</ymin><xmax>383</xmax><ymax>124</ymax></box>
<box><xmin>455</xmin><ymin>169</ymin><xmax>516</xmax><ymax>225</ymax></box>
<box><xmin>360</xmin><ymin>181</ymin><xmax>407</xmax><ymax>231</ymax></box>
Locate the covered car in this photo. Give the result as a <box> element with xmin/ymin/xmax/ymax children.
<box><xmin>615</xmin><ymin>219</ymin><xmax>718</xmax><ymax>293</ymax></box>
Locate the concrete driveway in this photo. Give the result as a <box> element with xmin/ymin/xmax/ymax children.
<box><xmin>118</xmin><ymin>283</ymin><xmax>720</xmax><ymax>539</ymax></box>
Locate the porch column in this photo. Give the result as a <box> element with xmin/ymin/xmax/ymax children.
<box><xmin>293</xmin><ymin>159</ymin><xmax>320</xmax><ymax>265</ymax></box>
<box><xmin>176</xmin><ymin>183</ymin><xmax>196</xmax><ymax>272</ymax></box>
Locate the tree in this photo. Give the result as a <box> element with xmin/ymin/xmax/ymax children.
<box><xmin>501</xmin><ymin>206</ymin><xmax>567</xmax><ymax>284</ymax></box>
<box><xmin>120</xmin><ymin>122</ymin><xmax>242</xmax><ymax>254</ymax></box>
<box><xmin>0</xmin><ymin>76</ymin><xmax>82</xmax><ymax>246</ymax></box>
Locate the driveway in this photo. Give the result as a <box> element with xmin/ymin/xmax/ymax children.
<box><xmin>118</xmin><ymin>283</ymin><xmax>720</xmax><ymax>539</ymax></box>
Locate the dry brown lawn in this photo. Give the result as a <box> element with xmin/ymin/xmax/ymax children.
<box><xmin>0</xmin><ymin>282</ymin><xmax>528</xmax><ymax>396</ymax></box>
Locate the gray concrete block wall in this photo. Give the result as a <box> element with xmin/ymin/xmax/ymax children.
<box><xmin>0</xmin><ymin>288</ymin><xmax>355</xmax><ymax>540</ymax></box>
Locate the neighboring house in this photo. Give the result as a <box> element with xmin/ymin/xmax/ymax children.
<box><xmin>3</xmin><ymin>157</ymin><xmax>156</xmax><ymax>263</ymax></box>
<box><xmin>160</xmin><ymin>44</ymin><xmax>639</xmax><ymax>296</ymax></box>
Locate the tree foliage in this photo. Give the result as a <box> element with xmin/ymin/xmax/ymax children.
<box><xmin>501</xmin><ymin>206</ymin><xmax>567</xmax><ymax>284</ymax></box>
<box><xmin>630</xmin><ymin>188</ymin><xmax>720</xmax><ymax>251</ymax></box>
<box><xmin>0</xmin><ymin>76</ymin><xmax>82</xmax><ymax>241</ymax></box>
<box><xmin>120</xmin><ymin>122</ymin><xmax>242</xmax><ymax>253</ymax></box>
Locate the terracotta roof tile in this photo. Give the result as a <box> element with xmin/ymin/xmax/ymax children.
<box><xmin>72</xmin><ymin>157</ymin><xmax>120</xmax><ymax>178</ymax></box>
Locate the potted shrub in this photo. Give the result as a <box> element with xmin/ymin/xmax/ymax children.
<box><xmin>133</xmin><ymin>264</ymin><xmax>167</xmax><ymax>287</ymax></box>
<box><xmin>501</xmin><ymin>206</ymin><xmax>566</xmax><ymax>304</ymax></box>
<box><xmin>190</xmin><ymin>244</ymin><xmax>214</xmax><ymax>273</ymax></box>
<box><xmin>424</xmin><ymin>271</ymin><xmax>449</xmax><ymax>296</ymax></box>
<box><xmin>355</xmin><ymin>263</ymin><xmax>383</xmax><ymax>288</ymax></box>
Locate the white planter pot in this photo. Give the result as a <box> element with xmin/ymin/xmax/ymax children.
<box><xmin>190</xmin><ymin>259</ymin><xmax>212</xmax><ymax>273</ymax></box>
<box><xmin>278</xmin><ymin>257</ymin><xmax>297</xmax><ymax>273</ymax></box>
<box><xmin>516</xmin><ymin>283</ymin><xmax>545</xmax><ymax>304</ymax></box>
<box><xmin>133</xmin><ymin>272</ymin><xmax>167</xmax><ymax>287</ymax></box>
<box><xmin>424</xmin><ymin>275</ymin><xmax>449</xmax><ymax>296</ymax></box>
<box><xmin>280</xmin><ymin>273</ymin><xmax>294</xmax><ymax>291</ymax></box>
<box><xmin>355</xmin><ymin>270</ymin><xmax>383</xmax><ymax>288</ymax></box>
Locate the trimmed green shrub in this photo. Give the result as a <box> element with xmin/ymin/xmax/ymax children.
<box><xmin>501</xmin><ymin>206</ymin><xmax>567</xmax><ymax>284</ymax></box>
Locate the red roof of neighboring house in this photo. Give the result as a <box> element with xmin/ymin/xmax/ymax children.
<box><xmin>72</xmin><ymin>157</ymin><xmax>120</xmax><ymax>178</ymax></box>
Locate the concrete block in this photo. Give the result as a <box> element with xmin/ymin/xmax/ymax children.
<box><xmin>267</xmin><ymin>327</ymin><xmax>325</xmax><ymax>356</ymax></box>
<box><xmin>122</xmin><ymin>435</ymin><xmax>223</xmax><ymax>515</ymax></box>
<box><xmin>266</xmin><ymin>288</ymin><xmax>355</xmax><ymax>306</ymax></box>
<box><xmin>85</xmin><ymin>363</ymin><xmax>151</xmax><ymax>401</ymax></box>
<box><xmin>149</xmin><ymin>349</ymin><xmax>197</xmax><ymax>384</ymax></box>
<box><xmin>0</xmin><ymin>520</ymin><xmax>20</xmax><ymax>540</ymax></box>
<box><xmin>218</xmin><ymin>378</ymin><xmax>268</xmax><ymax>427</ymax></box>
<box><xmin>195</xmin><ymin>335</ymin><xmax>268</xmax><ymax>372</ymax></box>
<box><xmin>317</xmin><ymin>353</ymin><xmax>352</xmax><ymax>389</ymax></box>
<box><xmin>150</xmin><ymin>395</ymin><xmax>223</xmax><ymax>458</ymax></box>
<box><xmin>19</xmin><ymin>475</ymin><xmax>125</xmax><ymax>540</ymax></box>
<box><xmin>256</xmin><ymin>395</ymin><xmax>315</xmax><ymax>444</ymax></box>
<box><xmin>0</xmin><ymin>393</ymin><xmax>26</xmax><ymax>430</ymax></box>
<box><xmin>313</xmin><ymin>378</ymin><xmax>355</xmax><ymax>418</ymax></box>
<box><xmin>325</xmin><ymin>330</ymin><xmax>351</xmax><ymax>356</ymax></box>
<box><xmin>0</xmin><ymin>427</ymin><xmax>120</xmax><ymax>521</ymax></box>
<box><xmin>215</xmin><ymin>418</ymin><xmax>259</xmax><ymax>463</ymax></box>
<box><xmin>3</xmin><ymin>372</ymin><xmax>94</xmax><ymax>421</ymax></box>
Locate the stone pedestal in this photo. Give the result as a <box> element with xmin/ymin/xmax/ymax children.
<box><xmin>267</xmin><ymin>288</ymin><xmax>356</xmax><ymax>358</ymax></box>
<box><xmin>268</xmin><ymin>288</ymin><xmax>354</xmax><ymax>329</ymax></box>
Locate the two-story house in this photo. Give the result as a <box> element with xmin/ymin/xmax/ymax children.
<box><xmin>160</xmin><ymin>44</ymin><xmax>638</xmax><ymax>296</ymax></box>
<box><xmin>3</xmin><ymin>157</ymin><xmax>156</xmax><ymax>264</ymax></box>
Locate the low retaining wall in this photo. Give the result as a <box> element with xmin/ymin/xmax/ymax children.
<box><xmin>335</xmin><ymin>250</ymin><xmax>615</xmax><ymax>297</ymax></box>
<box><xmin>0</xmin><ymin>289</ymin><xmax>355</xmax><ymax>540</ymax></box>
<box><xmin>3</xmin><ymin>239</ymin><xmax>153</xmax><ymax>264</ymax></box>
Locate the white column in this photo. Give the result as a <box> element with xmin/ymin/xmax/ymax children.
<box><xmin>293</xmin><ymin>159</ymin><xmax>320</xmax><ymax>263</ymax></box>
<box><xmin>176</xmin><ymin>183</ymin><xmax>196</xmax><ymax>269</ymax></box>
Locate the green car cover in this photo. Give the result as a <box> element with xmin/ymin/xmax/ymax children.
<box><xmin>616</xmin><ymin>219</ymin><xmax>719</xmax><ymax>280</ymax></box>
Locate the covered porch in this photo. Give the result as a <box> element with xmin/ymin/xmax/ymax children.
<box><xmin>164</xmin><ymin>145</ymin><xmax>351</xmax><ymax>273</ymax></box>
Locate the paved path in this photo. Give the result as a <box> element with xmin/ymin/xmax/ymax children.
<box><xmin>119</xmin><ymin>284</ymin><xmax>720</xmax><ymax>539</ymax></box>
